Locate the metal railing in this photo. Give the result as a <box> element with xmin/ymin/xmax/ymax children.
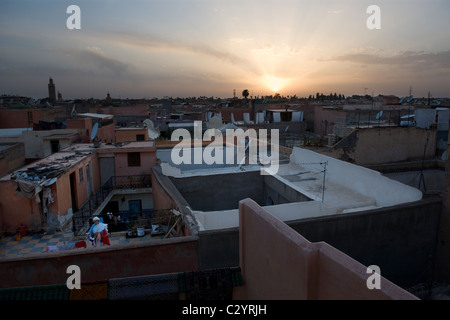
<box><xmin>72</xmin><ymin>175</ymin><xmax>152</xmax><ymax>235</ymax></box>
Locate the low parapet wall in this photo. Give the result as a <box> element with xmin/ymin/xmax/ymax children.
<box><xmin>236</xmin><ymin>198</ymin><xmax>418</xmax><ymax>300</ymax></box>
<box><xmin>198</xmin><ymin>197</ymin><xmax>441</xmax><ymax>289</ymax></box>
<box><xmin>0</xmin><ymin>236</ymin><xmax>198</xmax><ymax>289</ymax></box>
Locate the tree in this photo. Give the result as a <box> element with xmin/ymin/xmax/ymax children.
<box><xmin>242</xmin><ymin>89</ymin><xmax>250</xmax><ymax>99</ymax></box>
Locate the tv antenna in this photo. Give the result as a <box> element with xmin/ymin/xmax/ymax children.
<box><xmin>296</xmin><ymin>161</ymin><xmax>328</xmax><ymax>203</ymax></box>
<box><xmin>237</xmin><ymin>138</ymin><xmax>252</xmax><ymax>171</ymax></box>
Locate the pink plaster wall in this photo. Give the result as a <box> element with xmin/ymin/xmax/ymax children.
<box><xmin>93</xmin><ymin>104</ymin><xmax>149</xmax><ymax>116</ymax></box>
<box><xmin>0</xmin><ymin>237</ymin><xmax>199</xmax><ymax>289</ymax></box>
<box><xmin>98</xmin><ymin>122</ymin><xmax>116</xmax><ymax>143</ymax></box>
<box><xmin>0</xmin><ymin>153</ymin><xmax>102</xmax><ymax>234</ymax></box>
<box><xmin>114</xmin><ymin>151</ymin><xmax>156</xmax><ymax>177</ymax></box>
<box><xmin>236</xmin><ymin>198</ymin><xmax>418</xmax><ymax>300</ymax></box>
<box><xmin>66</xmin><ymin>118</ymin><xmax>92</xmax><ymax>143</ymax></box>
<box><xmin>0</xmin><ymin>109</ymin><xmax>42</xmax><ymax>129</ymax></box>
<box><xmin>314</xmin><ymin>106</ymin><xmax>346</xmax><ymax>136</ymax></box>
<box><xmin>151</xmin><ymin>174</ymin><xmax>178</xmax><ymax>212</ymax></box>
<box><xmin>0</xmin><ymin>180</ymin><xmax>42</xmax><ymax>234</ymax></box>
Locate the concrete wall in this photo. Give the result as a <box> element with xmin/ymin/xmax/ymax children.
<box><xmin>168</xmin><ymin>171</ymin><xmax>310</xmax><ymax>212</ymax></box>
<box><xmin>324</xmin><ymin>127</ymin><xmax>437</xmax><ymax>165</ymax></box>
<box><xmin>236</xmin><ymin>198</ymin><xmax>417</xmax><ymax>300</ymax></box>
<box><xmin>93</xmin><ymin>104</ymin><xmax>149</xmax><ymax>116</ymax></box>
<box><xmin>170</xmin><ymin>171</ymin><xmax>265</xmax><ymax>211</ymax></box>
<box><xmin>0</xmin><ymin>237</ymin><xmax>198</xmax><ymax>289</ymax></box>
<box><xmin>0</xmin><ymin>109</ymin><xmax>42</xmax><ymax>129</ymax></box>
<box><xmin>197</xmin><ymin>198</ymin><xmax>441</xmax><ymax>289</ymax></box>
<box><xmin>0</xmin><ymin>143</ymin><xmax>25</xmax><ymax>176</ymax></box>
<box><xmin>435</xmin><ymin>133</ymin><xmax>450</xmax><ymax>282</ymax></box>
<box><xmin>151</xmin><ymin>170</ymin><xmax>179</xmax><ymax>212</ymax></box>
<box><xmin>288</xmin><ymin>197</ymin><xmax>441</xmax><ymax>288</ymax></box>
<box><xmin>98</xmin><ymin>121</ymin><xmax>116</xmax><ymax>143</ymax></box>
<box><xmin>198</xmin><ymin>228</ymin><xmax>240</xmax><ymax>270</ymax></box>
<box><xmin>314</xmin><ymin>106</ymin><xmax>346</xmax><ymax>136</ymax></box>
<box><xmin>115</xmin><ymin>128</ymin><xmax>149</xmax><ymax>143</ymax></box>
<box><xmin>264</xmin><ymin>174</ymin><xmax>312</xmax><ymax>204</ymax></box>
<box><xmin>22</xmin><ymin>129</ymin><xmax>79</xmax><ymax>159</ymax></box>
<box><xmin>66</xmin><ymin>118</ymin><xmax>92</xmax><ymax>143</ymax></box>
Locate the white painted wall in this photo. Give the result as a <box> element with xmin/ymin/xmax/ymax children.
<box><xmin>194</xmin><ymin>147</ymin><xmax>423</xmax><ymax>231</ymax></box>
<box><xmin>290</xmin><ymin>147</ymin><xmax>423</xmax><ymax>207</ymax></box>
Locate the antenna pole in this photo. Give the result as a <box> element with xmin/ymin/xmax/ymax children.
<box><xmin>322</xmin><ymin>161</ymin><xmax>327</xmax><ymax>203</ymax></box>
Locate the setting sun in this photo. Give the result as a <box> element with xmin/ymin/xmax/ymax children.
<box><xmin>263</xmin><ymin>75</ymin><xmax>287</xmax><ymax>94</ymax></box>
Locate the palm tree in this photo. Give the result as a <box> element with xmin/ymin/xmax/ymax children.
<box><xmin>242</xmin><ymin>89</ymin><xmax>250</xmax><ymax>99</ymax></box>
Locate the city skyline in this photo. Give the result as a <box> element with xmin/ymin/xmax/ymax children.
<box><xmin>1</xmin><ymin>0</ymin><xmax>450</xmax><ymax>99</ymax></box>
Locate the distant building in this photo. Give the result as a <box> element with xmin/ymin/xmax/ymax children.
<box><xmin>48</xmin><ymin>78</ymin><xmax>56</xmax><ymax>102</ymax></box>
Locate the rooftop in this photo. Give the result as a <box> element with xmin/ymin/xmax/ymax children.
<box><xmin>158</xmin><ymin>147</ymin><xmax>423</xmax><ymax>231</ymax></box>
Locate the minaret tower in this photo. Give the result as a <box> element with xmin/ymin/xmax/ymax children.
<box><xmin>48</xmin><ymin>77</ymin><xmax>56</xmax><ymax>102</ymax></box>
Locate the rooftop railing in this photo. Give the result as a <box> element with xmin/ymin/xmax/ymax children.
<box><xmin>72</xmin><ymin>174</ymin><xmax>152</xmax><ymax>236</ymax></box>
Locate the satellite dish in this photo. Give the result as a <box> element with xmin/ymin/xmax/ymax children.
<box><xmin>143</xmin><ymin>119</ymin><xmax>154</xmax><ymax>129</ymax></box>
<box><xmin>441</xmin><ymin>151</ymin><xmax>447</xmax><ymax>161</ymax></box>
<box><xmin>91</xmin><ymin>122</ymin><xmax>99</xmax><ymax>141</ymax></box>
<box><xmin>147</xmin><ymin>127</ymin><xmax>160</xmax><ymax>140</ymax></box>
<box><xmin>399</xmin><ymin>97</ymin><xmax>405</xmax><ymax>104</ymax></box>
<box><xmin>71</xmin><ymin>105</ymin><xmax>76</xmax><ymax>117</ymax></box>
<box><xmin>44</xmin><ymin>177</ymin><xmax>57</xmax><ymax>187</ymax></box>
<box><xmin>376</xmin><ymin>111</ymin><xmax>383</xmax><ymax>120</ymax></box>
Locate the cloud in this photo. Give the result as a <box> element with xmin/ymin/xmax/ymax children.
<box><xmin>73</xmin><ymin>46</ymin><xmax>130</xmax><ymax>75</ymax></box>
<box><xmin>327</xmin><ymin>10</ymin><xmax>343</xmax><ymax>14</ymax></box>
<box><xmin>252</xmin><ymin>44</ymin><xmax>302</xmax><ymax>58</ymax></box>
<box><xmin>99</xmin><ymin>31</ymin><xmax>252</xmax><ymax>69</ymax></box>
<box><xmin>321</xmin><ymin>50</ymin><xmax>450</xmax><ymax>70</ymax></box>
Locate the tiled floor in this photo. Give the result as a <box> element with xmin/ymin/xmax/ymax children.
<box><xmin>0</xmin><ymin>229</ymin><xmax>159</xmax><ymax>259</ymax></box>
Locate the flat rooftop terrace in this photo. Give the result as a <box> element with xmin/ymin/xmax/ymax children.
<box><xmin>158</xmin><ymin>147</ymin><xmax>423</xmax><ymax>231</ymax></box>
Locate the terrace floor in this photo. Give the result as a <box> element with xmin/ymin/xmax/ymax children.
<box><xmin>0</xmin><ymin>228</ymin><xmax>160</xmax><ymax>260</ymax></box>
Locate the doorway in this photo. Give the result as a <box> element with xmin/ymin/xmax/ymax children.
<box><xmin>69</xmin><ymin>172</ymin><xmax>78</xmax><ymax>212</ymax></box>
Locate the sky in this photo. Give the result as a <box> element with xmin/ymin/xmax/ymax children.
<box><xmin>1</xmin><ymin>0</ymin><xmax>450</xmax><ymax>100</ymax></box>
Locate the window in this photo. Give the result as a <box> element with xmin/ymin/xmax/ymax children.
<box><xmin>27</xmin><ymin>111</ymin><xmax>33</xmax><ymax>124</ymax></box>
<box><xmin>127</xmin><ymin>152</ymin><xmax>141</xmax><ymax>167</ymax></box>
<box><xmin>136</xmin><ymin>134</ymin><xmax>145</xmax><ymax>141</ymax></box>
<box><xmin>129</xmin><ymin>200</ymin><xmax>142</xmax><ymax>213</ymax></box>
<box><xmin>50</xmin><ymin>140</ymin><xmax>60</xmax><ymax>153</ymax></box>
<box><xmin>79</xmin><ymin>168</ymin><xmax>84</xmax><ymax>183</ymax></box>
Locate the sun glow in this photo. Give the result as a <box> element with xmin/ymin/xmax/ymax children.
<box><xmin>264</xmin><ymin>75</ymin><xmax>287</xmax><ymax>94</ymax></box>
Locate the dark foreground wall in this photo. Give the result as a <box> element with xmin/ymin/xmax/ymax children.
<box><xmin>290</xmin><ymin>197</ymin><xmax>441</xmax><ymax>288</ymax></box>
<box><xmin>198</xmin><ymin>197</ymin><xmax>442</xmax><ymax>289</ymax></box>
<box><xmin>0</xmin><ymin>236</ymin><xmax>198</xmax><ymax>289</ymax></box>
